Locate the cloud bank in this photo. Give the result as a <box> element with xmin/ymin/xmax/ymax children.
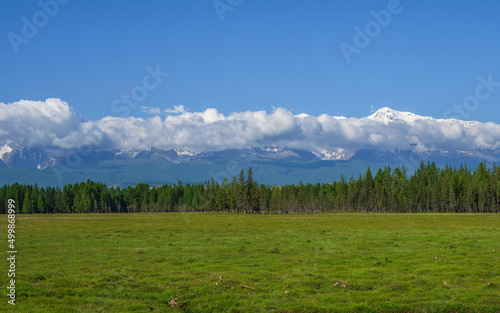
<box><xmin>1</xmin><ymin>98</ymin><xmax>500</xmax><ymax>154</ymax></box>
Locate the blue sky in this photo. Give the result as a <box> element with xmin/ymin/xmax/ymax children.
<box><xmin>2</xmin><ymin>0</ymin><xmax>500</xmax><ymax>122</ymax></box>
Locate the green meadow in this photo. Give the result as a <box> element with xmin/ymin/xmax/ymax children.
<box><xmin>1</xmin><ymin>213</ymin><xmax>499</xmax><ymax>312</ymax></box>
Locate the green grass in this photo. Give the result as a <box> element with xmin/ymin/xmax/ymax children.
<box><xmin>1</xmin><ymin>213</ymin><xmax>499</xmax><ymax>312</ymax></box>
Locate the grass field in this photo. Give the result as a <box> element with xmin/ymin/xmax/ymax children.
<box><xmin>1</xmin><ymin>213</ymin><xmax>499</xmax><ymax>312</ymax></box>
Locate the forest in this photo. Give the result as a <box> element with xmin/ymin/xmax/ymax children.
<box><xmin>1</xmin><ymin>161</ymin><xmax>499</xmax><ymax>214</ymax></box>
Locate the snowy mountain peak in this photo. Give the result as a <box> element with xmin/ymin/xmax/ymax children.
<box><xmin>367</xmin><ymin>107</ymin><xmax>427</xmax><ymax>125</ymax></box>
<box><xmin>367</xmin><ymin>107</ymin><xmax>479</xmax><ymax>128</ymax></box>
<box><xmin>312</xmin><ymin>148</ymin><xmax>355</xmax><ymax>160</ymax></box>
<box><xmin>174</xmin><ymin>148</ymin><xmax>194</xmax><ymax>156</ymax></box>
<box><xmin>0</xmin><ymin>143</ymin><xmax>13</xmax><ymax>161</ymax></box>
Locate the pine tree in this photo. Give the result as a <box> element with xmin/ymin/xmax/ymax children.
<box><xmin>246</xmin><ymin>167</ymin><xmax>259</xmax><ymax>213</ymax></box>
<box><xmin>236</xmin><ymin>169</ymin><xmax>247</xmax><ymax>213</ymax></box>
<box><xmin>215</xmin><ymin>177</ymin><xmax>230</xmax><ymax>211</ymax></box>
<box><xmin>22</xmin><ymin>190</ymin><xmax>32</xmax><ymax>214</ymax></box>
<box><xmin>229</xmin><ymin>176</ymin><xmax>238</xmax><ymax>212</ymax></box>
<box><xmin>37</xmin><ymin>193</ymin><xmax>46</xmax><ymax>214</ymax></box>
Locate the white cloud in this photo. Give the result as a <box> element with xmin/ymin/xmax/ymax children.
<box><xmin>165</xmin><ymin>104</ymin><xmax>186</xmax><ymax>114</ymax></box>
<box><xmin>1</xmin><ymin>98</ymin><xmax>500</xmax><ymax>154</ymax></box>
<box><xmin>0</xmin><ymin>98</ymin><xmax>103</xmax><ymax>150</ymax></box>
<box><xmin>140</xmin><ymin>106</ymin><xmax>162</xmax><ymax>115</ymax></box>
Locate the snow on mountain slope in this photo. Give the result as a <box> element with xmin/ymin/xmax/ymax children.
<box><xmin>0</xmin><ymin>143</ymin><xmax>13</xmax><ymax>161</ymax></box>
<box><xmin>367</xmin><ymin>107</ymin><xmax>428</xmax><ymax>124</ymax></box>
<box><xmin>174</xmin><ymin>148</ymin><xmax>195</xmax><ymax>156</ymax></box>
<box><xmin>0</xmin><ymin>142</ymin><xmax>58</xmax><ymax>169</ymax></box>
<box><xmin>367</xmin><ymin>107</ymin><xmax>479</xmax><ymax>128</ymax></box>
<box><xmin>312</xmin><ymin>148</ymin><xmax>355</xmax><ymax>160</ymax></box>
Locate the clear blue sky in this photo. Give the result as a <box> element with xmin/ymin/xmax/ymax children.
<box><xmin>2</xmin><ymin>0</ymin><xmax>500</xmax><ymax>122</ymax></box>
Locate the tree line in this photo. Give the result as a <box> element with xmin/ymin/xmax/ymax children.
<box><xmin>1</xmin><ymin>161</ymin><xmax>500</xmax><ymax>214</ymax></box>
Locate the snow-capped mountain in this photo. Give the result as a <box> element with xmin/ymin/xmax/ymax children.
<box><xmin>0</xmin><ymin>142</ymin><xmax>59</xmax><ymax>169</ymax></box>
<box><xmin>367</xmin><ymin>107</ymin><xmax>479</xmax><ymax>128</ymax></box>
<box><xmin>114</xmin><ymin>148</ymin><xmax>194</xmax><ymax>163</ymax></box>
<box><xmin>367</xmin><ymin>107</ymin><xmax>434</xmax><ymax>125</ymax></box>
<box><xmin>311</xmin><ymin>148</ymin><xmax>355</xmax><ymax>161</ymax></box>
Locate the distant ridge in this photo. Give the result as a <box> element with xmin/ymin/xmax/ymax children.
<box><xmin>367</xmin><ymin>107</ymin><xmax>479</xmax><ymax>128</ymax></box>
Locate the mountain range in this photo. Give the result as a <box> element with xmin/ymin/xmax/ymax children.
<box><xmin>1</xmin><ymin>107</ymin><xmax>498</xmax><ymax>187</ymax></box>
